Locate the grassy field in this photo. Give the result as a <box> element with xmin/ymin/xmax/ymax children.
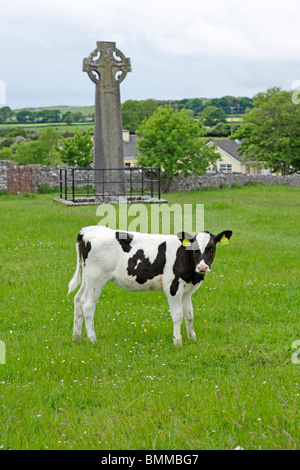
<box><xmin>1</xmin><ymin>106</ymin><xmax>95</xmax><ymax>133</ymax></box>
<box><xmin>12</xmin><ymin>105</ymin><xmax>94</xmax><ymax>116</ymax></box>
<box><xmin>0</xmin><ymin>122</ymin><xmax>94</xmax><ymax>133</ymax></box>
<box><xmin>0</xmin><ymin>184</ymin><xmax>299</xmax><ymax>450</ymax></box>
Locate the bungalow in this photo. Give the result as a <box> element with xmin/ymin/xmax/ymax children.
<box><xmin>207</xmin><ymin>139</ymin><xmax>270</xmax><ymax>175</ymax></box>
<box><xmin>123</xmin><ymin>130</ymin><xmax>139</xmax><ymax>167</ymax></box>
<box><xmin>122</xmin><ymin>134</ymin><xmax>270</xmax><ymax>175</ymax></box>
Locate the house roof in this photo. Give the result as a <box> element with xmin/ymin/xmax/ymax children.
<box><xmin>123</xmin><ymin>134</ymin><xmax>140</xmax><ymax>158</ymax></box>
<box><xmin>123</xmin><ymin>136</ymin><xmax>245</xmax><ymax>163</ymax></box>
<box><xmin>210</xmin><ymin>139</ymin><xmax>244</xmax><ymax>163</ymax></box>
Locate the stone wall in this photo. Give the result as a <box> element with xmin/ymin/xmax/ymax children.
<box><xmin>32</xmin><ymin>166</ymin><xmax>60</xmax><ymax>191</ymax></box>
<box><xmin>162</xmin><ymin>172</ymin><xmax>300</xmax><ymax>192</ymax></box>
<box><xmin>0</xmin><ymin>161</ymin><xmax>299</xmax><ymax>193</ymax></box>
<box><xmin>0</xmin><ymin>163</ymin><xmax>61</xmax><ymax>193</ymax></box>
<box><xmin>0</xmin><ymin>160</ymin><xmax>10</xmax><ymax>191</ymax></box>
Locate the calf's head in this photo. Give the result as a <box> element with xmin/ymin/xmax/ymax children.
<box><xmin>177</xmin><ymin>230</ymin><xmax>233</xmax><ymax>274</ymax></box>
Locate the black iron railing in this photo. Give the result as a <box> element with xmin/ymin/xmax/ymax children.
<box><xmin>59</xmin><ymin>167</ymin><xmax>161</xmax><ymax>202</ymax></box>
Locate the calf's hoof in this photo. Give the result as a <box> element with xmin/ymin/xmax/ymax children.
<box><xmin>173</xmin><ymin>336</ymin><xmax>183</xmax><ymax>347</ymax></box>
<box><xmin>189</xmin><ymin>332</ymin><xmax>197</xmax><ymax>343</ymax></box>
<box><xmin>87</xmin><ymin>334</ymin><xmax>97</xmax><ymax>344</ymax></box>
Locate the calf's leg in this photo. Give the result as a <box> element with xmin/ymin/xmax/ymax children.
<box><xmin>73</xmin><ymin>276</ymin><xmax>86</xmax><ymax>341</ymax></box>
<box><xmin>166</xmin><ymin>293</ymin><xmax>184</xmax><ymax>347</ymax></box>
<box><xmin>80</xmin><ymin>277</ymin><xmax>108</xmax><ymax>343</ymax></box>
<box><xmin>182</xmin><ymin>293</ymin><xmax>197</xmax><ymax>342</ymax></box>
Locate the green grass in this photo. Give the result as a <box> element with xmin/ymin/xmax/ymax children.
<box><xmin>0</xmin><ymin>106</ymin><xmax>95</xmax><ymax>133</ymax></box>
<box><xmin>0</xmin><ymin>185</ymin><xmax>299</xmax><ymax>450</ymax></box>
<box><xmin>0</xmin><ymin>122</ymin><xmax>94</xmax><ymax>133</ymax></box>
<box><xmin>13</xmin><ymin>105</ymin><xmax>95</xmax><ymax>115</ymax></box>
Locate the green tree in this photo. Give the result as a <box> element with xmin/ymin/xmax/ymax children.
<box><xmin>39</xmin><ymin>127</ymin><xmax>60</xmax><ymax>150</ymax></box>
<box><xmin>62</xmin><ymin>112</ymin><xmax>74</xmax><ymax>125</ymax></box>
<box><xmin>0</xmin><ymin>106</ymin><xmax>14</xmax><ymax>123</ymax></box>
<box><xmin>203</xmin><ymin>106</ymin><xmax>227</xmax><ymax>126</ymax></box>
<box><xmin>0</xmin><ymin>146</ymin><xmax>13</xmax><ymax>160</ymax></box>
<box><xmin>204</xmin><ymin>96</ymin><xmax>253</xmax><ymax>114</ymax></box>
<box><xmin>172</xmin><ymin>98</ymin><xmax>204</xmax><ymax>116</ymax></box>
<box><xmin>136</xmin><ymin>106</ymin><xmax>220</xmax><ymax>191</ymax></box>
<box><xmin>232</xmin><ymin>87</ymin><xmax>300</xmax><ymax>174</ymax></box>
<box><xmin>56</xmin><ymin>128</ymin><xmax>93</xmax><ymax>167</ymax></box>
<box><xmin>16</xmin><ymin>110</ymin><xmax>35</xmax><ymax>124</ymax></box>
<box><xmin>207</xmin><ymin>122</ymin><xmax>231</xmax><ymax>137</ymax></box>
<box><xmin>8</xmin><ymin>128</ymin><xmax>27</xmax><ymax>138</ymax></box>
<box><xmin>36</xmin><ymin>109</ymin><xmax>62</xmax><ymax>123</ymax></box>
<box><xmin>0</xmin><ymin>137</ymin><xmax>13</xmax><ymax>149</ymax></box>
<box><xmin>72</xmin><ymin>111</ymin><xmax>84</xmax><ymax>122</ymax></box>
<box><xmin>122</xmin><ymin>99</ymin><xmax>160</xmax><ymax>133</ymax></box>
<box><xmin>13</xmin><ymin>127</ymin><xmax>60</xmax><ymax>165</ymax></box>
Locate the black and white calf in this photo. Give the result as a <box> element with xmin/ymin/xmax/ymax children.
<box><xmin>68</xmin><ymin>226</ymin><xmax>232</xmax><ymax>346</ymax></box>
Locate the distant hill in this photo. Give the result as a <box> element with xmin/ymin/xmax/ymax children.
<box><xmin>13</xmin><ymin>105</ymin><xmax>94</xmax><ymax>115</ymax></box>
<box><xmin>12</xmin><ymin>95</ymin><xmax>253</xmax><ymax>116</ymax></box>
<box><xmin>3</xmin><ymin>96</ymin><xmax>251</xmax><ymax>134</ymax></box>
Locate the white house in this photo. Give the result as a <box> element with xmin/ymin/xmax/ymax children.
<box><xmin>123</xmin><ymin>130</ymin><xmax>139</xmax><ymax>167</ymax></box>
<box><xmin>207</xmin><ymin>139</ymin><xmax>270</xmax><ymax>175</ymax></box>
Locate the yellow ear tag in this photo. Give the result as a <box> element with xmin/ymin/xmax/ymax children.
<box><xmin>182</xmin><ymin>238</ymin><xmax>191</xmax><ymax>247</ymax></box>
<box><xmin>220</xmin><ymin>235</ymin><xmax>229</xmax><ymax>245</ymax></box>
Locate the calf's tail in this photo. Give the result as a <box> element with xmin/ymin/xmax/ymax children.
<box><xmin>68</xmin><ymin>241</ymin><xmax>82</xmax><ymax>294</ymax></box>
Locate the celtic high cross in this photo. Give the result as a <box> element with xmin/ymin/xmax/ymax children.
<box><xmin>83</xmin><ymin>42</ymin><xmax>131</xmax><ymax>198</ymax></box>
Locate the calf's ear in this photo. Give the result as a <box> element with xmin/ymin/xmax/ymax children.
<box><xmin>215</xmin><ymin>230</ymin><xmax>233</xmax><ymax>244</ymax></box>
<box><xmin>177</xmin><ymin>232</ymin><xmax>195</xmax><ymax>246</ymax></box>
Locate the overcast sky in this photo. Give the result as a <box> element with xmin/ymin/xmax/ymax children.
<box><xmin>1</xmin><ymin>0</ymin><xmax>300</xmax><ymax>109</ymax></box>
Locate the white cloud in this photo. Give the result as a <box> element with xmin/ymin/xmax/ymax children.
<box><xmin>54</xmin><ymin>0</ymin><xmax>300</xmax><ymax>61</ymax></box>
<box><xmin>1</xmin><ymin>0</ymin><xmax>300</xmax><ymax>107</ymax></box>
<box><xmin>8</xmin><ymin>0</ymin><xmax>298</xmax><ymax>60</ymax></box>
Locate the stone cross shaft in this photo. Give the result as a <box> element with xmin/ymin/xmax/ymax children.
<box><xmin>83</xmin><ymin>42</ymin><xmax>131</xmax><ymax>197</ymax></box>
